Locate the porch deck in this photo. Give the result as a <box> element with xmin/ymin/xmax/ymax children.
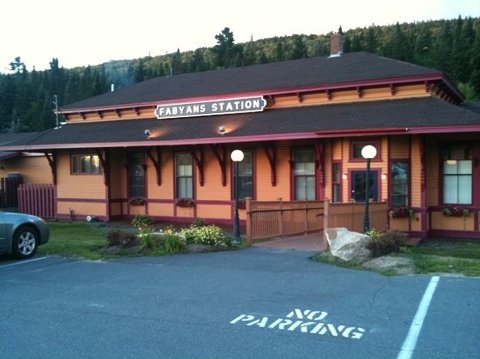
<box><xmin>251</xmin><ymin>232</ymin><xmax>327</xmax><ymax>252</ymax></box>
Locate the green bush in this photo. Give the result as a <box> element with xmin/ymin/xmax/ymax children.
<box><xmin>141</xmin><ymin>230</ymin><xmax>164</xmax><ymax>251</ymax></box>
<box><xmin>106</xmin><ymin>229</ymin><xmax>139</xmax><ymax>248</ymax></box>
<box><xmin>180</xmin><ymin>224</ymin><xmax>231</xmax><ymax>248</ymax></box>
<box><xmin>164</xmin><ymin>233</ymin><xmax>186</xmax><ymax>253</ymax></box>
<box><xmin>191</xmin><ymin>218</ymin><xmax>206</xmax><ymax>227</ymax></box>
<box><xmin>367</xmin><ymin>230</ymin><xmax>407</xmax><ymax>257</ymax></box>
<box><xmin>131</xmin><ymin>215</ymin><xmax>154</xmax><ymax>231</ymax></box>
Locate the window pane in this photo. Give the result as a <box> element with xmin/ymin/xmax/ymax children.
<box><xmin>305</xmin><ymin>176</ymin><xmax>315</xmax><ymax>200</ymax></box>
<box><xmin>443</xmin><ymin>159</ymin><xmax>472</xmax><ymax>204</ymax></box>
<box><xmin>352</xmin><ymin>143</ymin><xmax>376</xmax><ymax>159</ymax></box>
<box><xmin>238</xmin><ymin>152</ymin><xmax>252</xmax><ymax>177</ymax></box>
<box><xmin>128</xmin><ymin>153</ymin><xmax>145</xmax><ymax>197</ymax></box>
<box><xmin>236</xmin><ymin>151</ymin><xmax>253</xmax><ymax>199</ymax></box>
<box><xmin>443</xmin><ymin>161</ymin><xmax>458</xmax><ymax>174</ymax></box>
<box><xmin>304</xmin><ymin>162</ymin><xmax>315</xmax><ymax>175</ymax></box>
<box><xmin>81</xmin><ymin>156</ymin><xmax>90</xmax><ymax>173</ymax></box>
<box><xmin>294</xmin><ymin>149</ymin><xmax>314</xmax><ymax>163</ymax></box>
<box><xmin>238</xmin><ymin>176</ymin><xmax>252</xmax><ymax>199</ymax></box>
<box><xmin>91</xmin><ymin>156</ymin><xmax>100</xmax><ymax>173</ymax></box>
<box><xmin>72</xmin><ymin>156</ymin><xmax>79</xmax><ymax>173</ymax></box>
<box><xmin>458</xmin><ymin>176</ymin><xmax>472</xmax><ymax>204</ymax></box>
<box><xmin>332</xmin><ymin>163</ymin><xmax>340</xmax><ymax>183</ymax></box>
<box><xmin>458</xmin><ymin>160</ymin><xmax>472</xmax><ymax>174</ymax></box>
<box><xmin>295</xmin><ymin>177</ymin><xmax>307</xmax><ymax>200</ymax></box>
<box><xmin>333</xmin><ymin>184</ymin><xmax>341</xmax><ymax>202</ymax></box>
<box><xmin>443</xmin><ymin>176</ymin><xmax>458</xmax><ymax>203</ymax></box>
<box><xmin>177</xmin><ymin>177</ymin><xmax>193</xmax><ymax>198</ymax></box>
<box><xmin>294</xmin><ymin>149</ymin><xmax>315</xmax><ymax>200</ymax></box>
<box><xmin>391</xmin><ymin>162</ymin><xmax>409</xmax><ymax>206</ymax></box>
<box><xmin>294</xmin><ymin>163</ymin><xmax>306</xmax><ymax>175</ymax></box>
<box><xmin>71</xmin><ymin>154</ymin><xmax>101</xmax><ymax>174</ymax></box>
<box><xmin>176</xmin><ymin>153</ymin><xmax>193</xmax><ymax>199</ymax></box>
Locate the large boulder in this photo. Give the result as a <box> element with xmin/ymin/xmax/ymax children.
<box><xmin>324</xmin><ymin>227</ymin><xmax>372</xmax><ymax>263</ymax></box>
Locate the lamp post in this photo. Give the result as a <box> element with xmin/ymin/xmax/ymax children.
<box><xmin>231</xmin><ymin>149</ymin><xmax>244</xmax><ymax>242</ymax></box>
<box><xmin>361</xmin><ymin>145</ymin><xmax>377</xmax><ymax>233</ymax></box>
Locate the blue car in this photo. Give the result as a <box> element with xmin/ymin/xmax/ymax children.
<box><xmin>0</xmin><ymin>212</ymin><xmax>50</xmax><ymax>259</ymax></box>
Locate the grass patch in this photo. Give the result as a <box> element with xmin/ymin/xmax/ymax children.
<box><xmin>37</xmin><ymin>220</ymin><xmax>235</xmax><ymax>260</ymax></box>
<box><xmin>401</xmin><ymin>240</ymin><xmax>480</xmax><ymax>277</ymax></box>
<box><xmin>314</xmin><ymin>239</ymin><xmax>480</xmax><ymax>277</ymax></box>
<box><xmin>38</xmin><ymin>221</ymin><xmax>109</xmax><ymax>260</ymax></box>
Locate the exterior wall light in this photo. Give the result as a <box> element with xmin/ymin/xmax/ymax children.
<box><xmin>218</xmin><ymin>126</ymin><xmax>226</xmax><ymax>135</ymax></box>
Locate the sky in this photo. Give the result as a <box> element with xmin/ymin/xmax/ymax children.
<box><xmin>1</xmin><ymin>0</ymin><xmax>479</xmax><ymax>73</ymax></box>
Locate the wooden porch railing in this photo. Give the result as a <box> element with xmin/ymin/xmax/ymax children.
<box><xmin>18</xmin><ymin>184</ymin><xmax>56</xmax><ymax>218</ymax></box>
<box><xmin>245</xmin><ymin>199</ymin><xmax>388</xmax><ymax>244</ymax></box>
<box><xmin>326</xmin><ymin>202</ymin><xmax>388</xmax><ymax>234</ymax></box>
<box><xmin>245</xmin><ymin>198</ymin><xmax>327</xmax><ymax>244</ymax></box>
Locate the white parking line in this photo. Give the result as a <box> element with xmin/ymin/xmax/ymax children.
<box><xmin>0</xmin><ymin>256</ymin><xmax>48</xmax><ymax>269</ymax></box>
<box><xmin>397</xmin><ymin>276</ymin><xmax>440</xmax><ymax>359</ymax></box>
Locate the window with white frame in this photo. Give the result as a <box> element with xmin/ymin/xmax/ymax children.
<box><xmin>176</xmin><ymin>153</ymin><xmax>193</xmax><ymax>199</ymax></box>
<box><xmin>293</xmin><ymin>148</ymin><xmax>316</xmax><ymax>200</ymax></box>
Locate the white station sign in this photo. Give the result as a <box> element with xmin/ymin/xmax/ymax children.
<box><xmin>154</xmin><ymin>96</ymin><xmax>267</xmax><ymax>120</ymax></box>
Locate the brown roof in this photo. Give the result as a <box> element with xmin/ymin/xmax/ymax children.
<box><xmin>5</xmin><ymin>97</ymin><xmax>480</xmax><ymax>151</ymax></box>
<box><xmin>60</xmin><ymin>52</ymin><xmax>449</xmax><ymax>112</ymax></box>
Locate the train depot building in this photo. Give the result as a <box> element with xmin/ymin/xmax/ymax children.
<box><xmin>2</xmin><ymin>33</ymin><xmax>480</xmax><ymax>240</ymax></box>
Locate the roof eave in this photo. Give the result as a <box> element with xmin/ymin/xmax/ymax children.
<box><xmin>4</xmin><ymin>124</ymin><xmax>480</xmax><ymax>153</ymax></box>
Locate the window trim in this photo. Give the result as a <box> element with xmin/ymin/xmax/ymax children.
<box><xmin>230</xmin><ymin>149</ymin><xmax>255</xmax><ymax>201</ymax></box>
<box><xmin>291</xmin><ymin>147</ymin><xmax>317</xmax><ymax>201</ymax></box>
<box><xmin>174</xmin><ymin>151</ymin><xmax>194</xmax><ymax>200</ymax></box>
<box><xmin>440</xmin><ymin>144</ymin><xmax>473</xmax><ymax>206</ymax></box>
<box><xmin>350</xmin><ymin>140</ymin><xmax>381</xmax><ymax>162</ymax></box>
<box><xmin>332</xmin><ymin>161</ymin><xmax>342</xmax><ymax>203</ymax></box>
<box><xmin>70</xmin><ymin>153</ymin><xmax>102</xmax><ymax>175</ymax></box>
<box><xmin>127</xmin><ymin>152</ymin><xmax>146</xmax><ymax>199</ymax></box>
<box><xmin>389</xmin><ymin>159</ymin><xmax>410</xmax><ymax>207</ymax></box>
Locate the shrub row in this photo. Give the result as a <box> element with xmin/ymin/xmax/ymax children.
<box><xmin>366</xmin><ymin>229</ymin><xmax>408</xmax><ymax>257</ymax></box>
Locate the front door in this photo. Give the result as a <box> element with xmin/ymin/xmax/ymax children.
<box><xmin>351</xmin><ymin>171</ymin><xmax>378</xmax><ymax>202</ymax></box>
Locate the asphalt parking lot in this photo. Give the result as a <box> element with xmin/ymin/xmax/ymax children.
<box><xmin>1</xmin><ymin>248</ymin><xmax>479</xmax><ymax>359</ymax></box>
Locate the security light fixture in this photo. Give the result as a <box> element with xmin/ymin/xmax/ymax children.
<box><xmin>218</xmin><ymin>126</ymin><xmax>226</xmax><ymax>135</ymax></box>
<box><xmin>144</xmin><ymin>129</ymin><xmax>151</xmax><ymax>138</ymax></box>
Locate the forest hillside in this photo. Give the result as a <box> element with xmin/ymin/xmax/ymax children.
<box><xmin>0</xmin><ymin>16</ymin><xmax>478</xmax><ymax>132</ymax></box>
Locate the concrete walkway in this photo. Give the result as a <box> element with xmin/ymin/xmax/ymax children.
<box><xmin>251</xmin><ymin>232</ymin><xmax>327</xmax><ymax>252</ymax></box>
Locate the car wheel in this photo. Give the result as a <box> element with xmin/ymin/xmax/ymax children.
<box><xmin>13</xmin><ymin>226</ymin><xmax>38</xmax><ymax>259</ymax></box>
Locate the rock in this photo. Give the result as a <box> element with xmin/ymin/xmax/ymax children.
<box><xmin>362</xmin><ymin>255</ymin><xmax>415</xmax><ymax>275</ymax></box>
<box><xmin>324</xmin><ymin>227</ymin><xmax>372</xmax><ymax>263</ymax></box>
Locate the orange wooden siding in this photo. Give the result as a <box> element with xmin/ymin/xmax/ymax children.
<box><xmin>56</xmin><ymin>152</ymin><xmax>106</xmax><ymax>218</ymax></box>
<box><xmin>64</xmin><ymin>83</ymin><xmax>431</xmax><ymax>124</ymax></box>
<box><xmin>195</xmin><ymin>150</ymin><xmax>230</xmax><ymax>201</ymax></box>
<box><xmin>0</xmin><ymin>155</ymin><xmax>52</xmax><ymax>184</ymax></box>
<box><xmin>57</xmin><ymin>201</ymin><xmax>106</xmax><ymax>218</ymax></box>
<box><xmin>56</xmin><ymin>153</ymin><xmax>105</xmax><ymax>199</ymax></box>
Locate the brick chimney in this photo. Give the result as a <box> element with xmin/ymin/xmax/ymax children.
<box><xmin>329</xmin><ymin>26</ymin><xmax>344</xmax><ymax>58</ymax></box>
